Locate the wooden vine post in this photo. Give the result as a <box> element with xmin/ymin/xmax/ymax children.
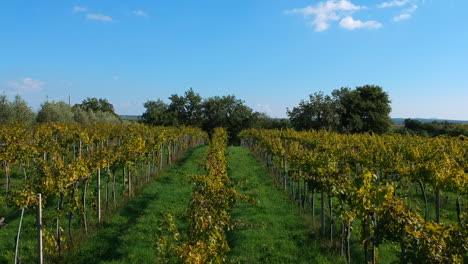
<box><xmin>37</xmin><ymin>193</ymin><xmax>43</xmax><ymax>264</ymax></box>
<box><xmin>97</xmin><ymin>168</ymin><xmax>101</xmax><ymax>223</ymax></box>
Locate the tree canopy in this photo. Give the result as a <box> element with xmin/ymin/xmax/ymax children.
<box><xmin>288</xmin><ymin>85</ymin><xmax>392</xmax><ymax>134</ymax></box>
<box><xmin>73</xmin><ymin>97</ymin><xmax>117</xmax><ymax>115</ymax></box>
<box><xmin>140</xmin><ymin>99</ymin><xmax>170</xmax><ymax>126</ymax></box>
<box><xmin>36</xmin><ymin>101</ymin><xmax>74</xmax><ymax>123</ymax></box>
<box><xmin>36</xmin><ymin>99</ymin><xmax>122</xmax><ymax>124</ymax></box>
<box><xmin>287</xmin><ymin>92</ymin><xmax>339</xmax><ymax>131</ymax></box>
<box><xmin>166</xmin><ymin>88</ymin><xmax>203</xmax><ymax>127</ymax></box>
<box><xmin>140</xmin><ymin>89</ymin><xmax>270</xmax><ymax>142</ymax></box>
<box><xmin>0</xmin><ymin>95</ymin><xmax>35</xmax><ymax>124</ymax></box>
<box><xmin>400</xmin><ymin>119</ymin><xmax>468</xmax><ymax>137</ymax></box>
<box><xmin>202</xmin><ymin>95</ymin><xmax>257</xmax><ymax>140</ymax></box>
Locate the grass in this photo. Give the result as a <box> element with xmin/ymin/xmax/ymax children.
<box><xmin>226</xmin><ymin>146</ymin><xmax>344</xmax><ymax>264</ymax></box>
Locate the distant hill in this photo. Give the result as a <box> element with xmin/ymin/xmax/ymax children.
<box><xmin>120</xmin><ymin>115</ymin><xmax>140</xmax><ymax>120</ymax></box>
<box><xmin>120</xmin><ymin>115</ymin><xmax>468</xmax><ymax>125</ymax></box>
<box><xmin>392</xmin><ymin>118</ymin><xmax>468</xmax><ymax>125</ymax></box>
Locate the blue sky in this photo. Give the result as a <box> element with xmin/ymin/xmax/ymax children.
<box><xmin>1</xmin><ymin>0</ymin><xmax>467</xmax><ymax>119</ymax></box>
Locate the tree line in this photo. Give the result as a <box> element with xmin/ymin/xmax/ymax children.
<box><xmin>139</xmin><ymin>85</ymin><xmax>395</xmax><ymax>141</ymax></box>
<box><xmin>1</xmin><ymin>91</ymin><xmax>288</xmax><ymax>143</ymax></box>
<box><xmin>139</xmin><ymin>88</ymin><xmax>288</xmax><ymax>142</ymax></box>
<box><xmin>0</xmin><ymin>95</ymin><xmax>122</xmax><ymax>125</ymax></box>
<box><xmin>399</xmin><ymin>118</ymin><xmax>468</xmax><ymax>137</ymax></box>
<box><xmin>4</xmin><ymin>84</ymin><xmax>464</xmax><ymax>139</ymax></box>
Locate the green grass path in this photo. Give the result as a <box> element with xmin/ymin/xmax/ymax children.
<box><xmin>62</xmin><ymin>145</ymin><xmax>208</xmax><ymax>264</ymax></box>
<box><xmin>227</xmin><ymin>146</ymin><xmax>343</xmax><ymax>264</ymax></box>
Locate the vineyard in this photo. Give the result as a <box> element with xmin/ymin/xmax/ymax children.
<box><xmin>240</xmin><ymin>129</ymin><xmax>467</xmax><ymax>263</ymax></box>
<box><xmin>0</xmin><ymin>123</ymin><xmax>206</xmax><ymax>263</ymax></box>
<box><xmin>1</xmin><ymin>124</ymin><xmax>467</xmax><ymax>263</ymax></box>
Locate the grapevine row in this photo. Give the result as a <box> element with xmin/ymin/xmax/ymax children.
<box><xmin>0</xmin><ymin>122</ymin><xmax>207</xmax><ymax>263</ymax></box>
<box><xmin>158</xmin><ymin>128</ymin><xmax>240</xmax><ymax>264</ymax></box>
<box><xmin>240</xmin><ymin>129</ymin><xmax>467</xmax><ymax>263</ymax></box>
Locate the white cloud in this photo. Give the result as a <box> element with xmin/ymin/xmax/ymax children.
<box><xmin>378</xmin><ymin>0</ymin><xmax>410</xmax><ymax>8</ymax></box>
<box><xmin>73</xmin><ymin>6</ymin><xmax>88</xmax><ymax>12</ymax></box>
<box><xmin>339</xmin><ymin>16</ymin><xmax>382</xmax><ymax>30</ymax></box>
<box><xmin>112</xmin><ymin>75</ymin><xmax>120</xmax><ymax>81</ymax></box>
<box><xmin>393</xmin><ymin>5</ymin><xmax>418</xmax><ymax>22</ymax></box>
<box><xmin>393</xmin><ymin>13</ymin><xmax>411</xmax><ymax>21</ymax></box>
<box><xmin>132</xmin><ymin>10</ymin><xmax>149</xmax><ymax>18</ymax></box>
<box><xmin>285</xmin><ymin>0</ymin><xmax>365</xmax><ymax>32</ymax></box>
<box><xmin>6</xmin><ymin>78</ymin><xmax>45</xmax><ymax>93</ymax></box>
<box><xmin>87</xmin><ymin>13</ymin><xmax>113</xmax><ymax>22</ymax></box>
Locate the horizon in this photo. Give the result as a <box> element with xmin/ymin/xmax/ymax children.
<box><xmin>1</xmin><ymin>0</ymin><xmax>467</xmax><ymax>120</ymax></box>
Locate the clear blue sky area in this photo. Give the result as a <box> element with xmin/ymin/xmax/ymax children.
<box><xmin>1</xmin><ymin>0</ymin><xmax>467</xmax><ymax>119</ymax></box>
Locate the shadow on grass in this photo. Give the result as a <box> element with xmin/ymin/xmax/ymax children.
<box><xmin>61</xmin><ymin>145</ymin><xmax>205</xmax><ymax>264</ymax></box>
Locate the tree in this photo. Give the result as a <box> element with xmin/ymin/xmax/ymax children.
<box><xmin>0</xmin><ymin>95</ymin><xmax>35</xmax><ymax>124</ymax></box>
<box><xmin>0</xmin><ymin>95</ymin><xmax>12</xmax><ymax>124</ymax></box>
<box><xmin>36</xmin><ymin>101</ymin><xmax>74</xmax><ymax>123</ymax></box>
<box><xmin>10</xmin><ymin>95</ymin><xmax>35</xmax><ymax>123</ymax></box>
<box><xmin>74</xmin><ymin>97</ymin><xmax>117</xmax><ymax>115</ymax></box>
<box><xmin>288</xmin><ymin>86</ymin><xmax>392</xmax><ymax>134</ymax></box>
<box><xmin>183</xmin><ymin>88</ymin><xmax>204</xmax><ymax>127</ymax></box>
<box><xmin>140</xmin><ymin>99</ymin><xmax>169</xmax><ymax>126</ymax></box>
<box><xmin>202</xmin><ymin>95</ymin><xmax>256</xmax><ymax>142</ymax></box>
<box><xmin>166</xmin><ymin>88</ymin><xmax>203</xmax><ymax>127</ymax></box>
<box><xmin>72</xmin><ymin>97</ymin><xmax>122</xmax><ymax>124</ymax></box>
<box><xmin>93</xmin><ymin>111</ymin><xmax>122</xmax><ymax>123</ymax></box>
<box><xmin>141</xmin><ymin>89</ymin><xmax>203</xmax><ymax>127</ymax></box>
<box><xmin>139</xmin><ymin>89</ymin><xmax>282</xmax><ymax>141</ymax></box>
<box><xmin>73</xmin><ymin>107</ymin><xmax>95</xmax><ymax>125</ymax></box>
<box><xmin>333</xmin><ymin>85</ymin><xmax>392</xmax><ymax>134</ymax></box>
<box><xmin>287</xmin><ymin>92</ymin><xmax>339</xmax><ymax>131</ymax></box>
<box><xmin>72</xmin><ymin>107</ymin><xmax>122</xmax><ymax>124</ymax></box>
<box><xmin>401</xmin><ymin>119</ymin><xmax>468</xmax><ymax>137</ymax></box>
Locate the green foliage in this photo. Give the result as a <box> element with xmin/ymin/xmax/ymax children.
<box><xmin>73</xmin><ymin>105</ymin><xmax>122</xmax><ymax>124</ymax></box>
<box><xmin>140</xmin><ymin>89</ymin><xmax>269</xmax><ymax>142</ymax></box>
<box><xmin>0</xmin><ymin>95</ymin><xmax>35</xmax><ymax>124</ymax></box>
<box><xmin>287</xmin><ymin>92</ymin><xmax>339</xmax><ymax>131</ymax></box>
<box><xmin>288</xmin><ymin>85</ymin><xmax>392</xmax><ymax>134</ymax></box>
<box><xmin>167</xmin><ymin>88</ymin><xmax>204</xmax><ymax>127</ymax></box>
<box><xmin>333</xmin><ymin>85</ymin><xmax>392</xmax><ymax>134</ymax></box>
<box><xmin>36</xmin><ymin>101</ymin><xmax>74</xmax><ymax>123</ymax></box>
<box><xmin>202</xmin><ymin>95</ymin><xmax>257</xmax><ymax>142</ymax></box>
<box><xmin>402</xmin><ymin>118</ymin><xmax>468</xmax><ymax>137</ymax></box>
<box><xmin>377</xmin><ymin>199</ymin><xmax>468</xmax><ymax>263</ymax></box>
<box><xmin>36</xmin><ymin>99</ymin><xmax>121</xmax><ymax>124</ymax></box>
<box><xmin>140</xmin><ymin>89</ymin><xmax>205</xmax><ymax>128</ymax></box>
<box><xmin>72</xmin><ymin>97</ymin><xmax>121</xmax><ymax>124</ymax></box>
<box><xmin>0</xmin><ymin>122</ymin><xmax>207</xmax><ymax>262</ymax></box>
<box><xmin>158</xmin><ymin>128</ymin><xmax>235</xmax><ymax>263</ymax></box>
<box><xmin>73</xmin><ymin>97</ymin><xmax>117</xmax><ymax>115</ymax></box>
<box><xmin>140</xmin><ymin>99</ymin><xmax>170</xmax><ymax>126</ymax></box>
<box><xmin>72</xmin><ymin>107</ymin><xmax>95</xmax><ymax>124</ymax></box>
<box><xmin>240</xmin><ymin>128</ymin><xmax>467</xmax><ymax>263</ymax></box>
<box><xmin>0</xmin><ymin>95</ymin><xmax>10</xmax><ymax>123</ymax></box>
<box><xmin>10</xmin><ymin>95</ymin><xmax>36</xmax><ymax>123</ymax></box>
